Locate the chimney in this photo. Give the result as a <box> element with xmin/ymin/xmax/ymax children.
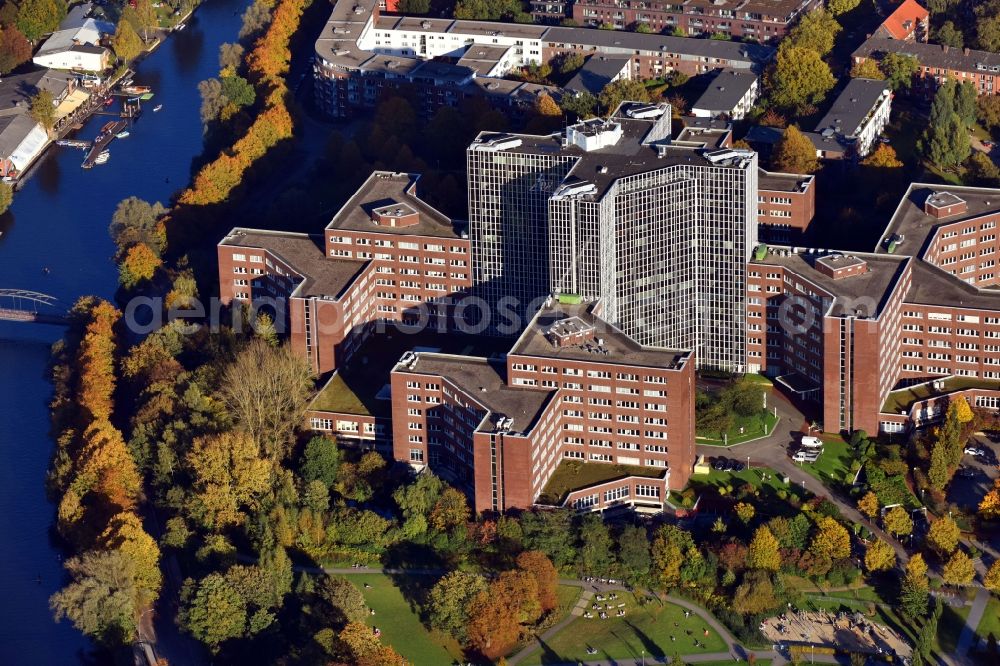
<box><xmin>943</xmin><ymin>44</ymin><xmax>949</xmax><ymax>53</ymax></box>
<box><xmin>964</xmin><ymin>47</ymin><xmax>970</xmax><ymax>56</ymax></box>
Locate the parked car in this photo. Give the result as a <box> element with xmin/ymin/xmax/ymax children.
<box><xmin>800</xmin><ymin>436</ymin><xmax>824</xmax><ymax>449</ymax></box>
<box><xmin>792</xmin><ymin>450</ymin><xmax>820</xmax><ymax>463</ymax></box>
<box><xmin>712</xmin><ymin>457</ymin><xmax>729</xmax><ymax>471</ymax></box>
<box><xmin>956</xmin><ymin>467</ymin><xmax>976</xmax><ymax>479</ymax></box>
<box><xmin>730</xmin><ymin>460</ymin><xmax>746</xmax><ymax>472</ymax></box>
<box><xmin>964</xmin><ymin>446</ymin><xmax>986</xmax><ymax>457</ymax></box>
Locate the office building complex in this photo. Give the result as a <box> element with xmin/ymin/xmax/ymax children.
<box><xmin>468</xmin><ymin>102</ymin><xmax>759</xmax><ymax>372</ymax></box>
<box><xmin>571</xmin><ymin>0</ymin><xmax>820</xmax><ymax>42</ymax></box>
<box><xmin>312</xmin><ymin>0</ymin><xmax>774</xmax><ymax>118</ymax></box>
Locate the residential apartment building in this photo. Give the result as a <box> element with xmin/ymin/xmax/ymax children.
<box><xmin>810</xmin><ymin>77</ymin><xmax>892</xmax><ymax>158</ymax></box>
<box><xmin>467</xmin><ymin>102</ymin><xmax>759</xmax><ymax>372</ymax></box>
<box><xmin>690</xmin><ymin>69</ymin><xmax>759</xmax><ymax>120</ymax></box>
<box><xmin>873</xmin><ymin>0</ymin><xmax>929</xmax><ymax>43</ymax></box>
<box><xmin>390</xmin><ymin>297</ymin><xmax>694</xmax><ymax>512</ymax></box>
<box><xmin>571</xmin><ymin>0</ymin><xmax>821</xmax><ymax>42</ymax></box>
<box><xmin>853</xmin><ymin>38</ymin><xmax>1000</xmax><ymax>96</ymax></box>
<box><xmin>312</xmin><ymin>0</ymin><xmax>774</xmax><ymax>118</ymax></box>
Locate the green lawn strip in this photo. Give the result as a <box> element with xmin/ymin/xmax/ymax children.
<box><xmin>521</xmin><ymin>592</ymin><xmax>726</xmax><ymax>665</ymax></box>
<box><xmin>687</xmin><ymin>466</ymin><xmax>810</xmax><ymax>503</ymax></box>
<box><xmin>797</xmin><ymin>435</ymin><xmax>854</xmax><ymax>488</ymax></box>
<box><xmin>697</xmin><ymin>410</ymin><xmax>778</xmax><ymax>446</ymax></box>
<box><xmin>975</xmin><ymin>596</ymin><xmax>1000</xmax><ymax>643</ymax></box>
<box><xmin>348</xmin><ymin>573</ymin><xmax>464</xmax><ymax>664</ymax></box>
<box><xmin>555</xmin><ymin>584</ymin><xmax>582</xmax><ymax>615</ymax></box>
<box><xmin>938</xmin><ymin>603</ymin><xmax>971</xmax><ymax>655</ymax></box>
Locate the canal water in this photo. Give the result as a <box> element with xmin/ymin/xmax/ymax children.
<box><xmin>0</xmin><ymin>0</ymin><xmax>249</xmax><ymax>661</ymax></box>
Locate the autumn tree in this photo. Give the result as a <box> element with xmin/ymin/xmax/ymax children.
<box><xmin>851</xmin><ymin>58</ymin><xmax>885</xmax><ymax>80</ymax></box>
<box><xmin>466</xmin><ymin>571</ymin><xmax>540</xmax><ymax>658</ymax></box>
<box><xmin>427</xmin><ymin>571</ymin><xmax>488</xmax><ymax>641</ymax></box>
<box><xmin>50</xmin><ymin>550</ymin><xmax>146</xmax><ymax>645</ymax></box>
<box><xmin>221</xmin><ymin>339</ymin><xmax>313</xmax><ymax>461</ymax></box>
<box><xmin>429</xmin><ymin>487</ymin><xmax>470</xmax><ymax>532</ymax></box>
<box><xmin>942</xmin><ymin>550</ymin><xmax>975</xmax><ymax>586</ymax></box>
<box><xmin>857</xmin><ymin>491</ymin><xmax>880</xmax><ymax>519</ymax></box>
<box><xmin>884</xmin><ymin>506</ymin><xmax>914</xmax><ymax>537</ymax></box>
<box><xmin>862</xmin><ymin>144</ymin><xmax>903</xmax><ymax>168</ymax></box>
<box><xmin>535</xmin><ymin>92</ymin><xmax>561</xmax><ymax>117</ymax></box>
<box><xmin>927</xmin><ymin>515</ymin><xmax>961</xmax><ymax>556</ymax></box>
<box><xmin>598</xmin><ymin>78</ymin><xmax>650</xmax><ymax>114</ymax></box>
<box><xmin>899</xmin><ymin>554</ymin><xmax>929</xmax><ymax>620</ymax></box>
<box><xmin>111</xmin><ymin>20</ymin><xmax>143</xmax><ymax>62</ymax></box>
<box><xmin>184</xmin><ymin>430</ymin><xmax>272</xmax><ymax>531</ymax></box>
<box><xmin>652</xmin><ymin>525</ymin><xmax>696</xmax><ymax>589</ymax></box>
<box><xmin>787</xmin><ymin>9</ymin><xmax>841</xmax><ymax>57</ymax></box>
<box><xmin>768</xmin><ymin>45</ymin><xmax>835</xmax><ymax>113</ymax></box>
<box><xmin>16</xmin><ymin>0</ymin><xmax>65</xmax><ymax>41</ymax></box>
<box><xmin>746</xmin><ymin>526</ymin><xmax>781</xmax><ymax>571</ymax></box>
<box><xmin>133</xmin><ymin>0</ymin><xmax>157</xmax><ymax>42</ymax></box>
<box><xmin>178</xmin><ymin>573</ymin><xmax>247</xmax><ymax>651</ymax></box>
<box><xmin>733</xmin><ymin>570</ymin><xmax>780</xmax><ymax>614</ymax></box>
<box><xmin>118</xmin><ymin>242</ymin><xmax>162</xmax><ymax>289</ymax></box>
<box><xmin>864</xmin><ymin>539</ymin><xmax>895</xmax><ymax>572</ymax></box>
<box><xmin>75</xmin><ymin>420</ymin><xmax>143</xmax><ymax>514</ymax></box>
<box><xmin>0</xmin><ymin>25</ymin><xmax>31</xmax><ymax>74</ymax></box>
<box><xmin>30</xmin><ymin>89</ymin><xmax>56</xmax><ymax>132</ymax></box>
<box><xmin>979</xmin><ymin>478</ymin><xmax>1000</xmax><ymax>519</ymax></box>
<box><xmin>772</xmin><ymin>125</ymin><xmax>819</xmax><ymax>174</ymax></box>
<box><xmin>99</xmin><ymin>512</ymin><xmax>162</xmax><ymax>597</ymax></box>
<box><xmin>109</xmin><ymin>196</ymin><xmax>167</xmax><ymax>258</ymax></box>
<box><xmin>810</xmin><ymin>516</ymin><xmax>851</xmax><ymax>561</ymax></box>
<box><xmin>735</xmin><ymin>502</ymin><xmax>756</xmax><ymax>523</ymax></box>
<box><xmin>517</xmin><ymin>550</ymin><xmax>559</xmax><ymax>612</ymax></box>
<box><xmin>984</xmin><ymin>559</ymin><xmax>1000</xmax><ymax>592</ymax></box>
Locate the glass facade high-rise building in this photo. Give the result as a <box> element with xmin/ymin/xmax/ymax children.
<box><xmin>467</xmin><ymin>103</ymin><xmax>758</xmax><ymax>372</ymax></box>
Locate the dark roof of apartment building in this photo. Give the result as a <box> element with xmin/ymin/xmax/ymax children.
<box><xmin>542</xmin><ymin>26</ymin><xmax>774</xmax><ymax>65</ymax></box>
<box><xmin>565</xmin><ymin>56</ymin><xmax>630</xmax><ymax>95</ymax></box>
<box><xmin>691</xmin><ymin>69</ymin><xmax>758</xmax><ymax>113</ymax></box>
<box><xmin>326</xmin><ymin>171</ymin><xmax>466</xmax><ymax>239</ymax></box>
<box><xmin>401</xmin><ymin>353</ymin><xmax>554</xmax><ymax>433</ymax></box>
<box><xmin>757</xmin><ymin>168</ymin><xmax>813</xmax><ymax>194</ymax></box>
<box><xmin>876</xmin><ymin>183</ymin><xmax>1000</xmax><ymax>258</ymax></box>
<box><xmin>512</xmin><ymin>299</ymin><xmax>691</xmax><ymax>369</ymax></box>
<box><xmin>853</xmin><ymin>36</ymin><xmax>1000</xmax><ymax>72</ymax></box>
<box><xmin>219</xmin><ymin>229</ymin><xmax>369</xmax><ymax>298</ymax></box>
<box><xmin>0</xmin><ymin>69</ymin><xmax>74</xmax><ymax>118</ymax></box>
<box><xmin>813</xmin><ymin>78</ymin><xmax>890</xmax><ymax>137</ymax></box>
<box><xmin>753</xmin><ymin>248</ymin><xmax>910</xmax><ymax>318</ymax></box>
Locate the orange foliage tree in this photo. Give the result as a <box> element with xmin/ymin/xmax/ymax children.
<box><xmin>516</xmin><ymin>550</ymin><xmax>558</xmax><ymax>613</ymax></box>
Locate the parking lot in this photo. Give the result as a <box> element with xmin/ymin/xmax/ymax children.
<box><xmin>947</xmin><ymin>434</ymin><xmax>1000</xmax><ymax>510</ymax></box>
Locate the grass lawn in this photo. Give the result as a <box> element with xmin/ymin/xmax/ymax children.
<box><xmin>881</xmin><ymin>377</ymin><xmax>1000</xmax><ymax>414</ymax></box>
<box><xmin>975</xmin><ymin>596</ymin><xmax>1000</xmax><ymax>643</ymax></box>
<box><xmin>798</xmin><ymin>434</ymin><xmax>855</xmax><ymax>488</ymax></box>
<box><xmin>555</xmin><ymin>584</ymin><xmax>583</xmax><ymax>616</ymax></box>
<box><xmin>349</xmin><ymin>573</ymin><xmax>464</xmax><ymax>664</ymax></box>
<box><xmin>522</xmin><ymin>592</ymin><xmax>726</xmax><ymax>665</ymax></box>
<box><xmin>688</xmin><ymin>465</ymin><xmax>810</xmax><ymax>501</ymax></box>
<box><xmin>537</xmin><ymin>460</ymin><xmax>666</xmax><ymax>505</ymax></box>
<box><xmin>696</xmin><ymin>410</ymin><xmax>778</xmax><ymax>446</ymax></box>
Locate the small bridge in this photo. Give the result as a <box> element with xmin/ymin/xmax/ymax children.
<box><xmin>0</xmin><ymin>290</ymin><xmax>69</xmax><ymax>326</ymax></box>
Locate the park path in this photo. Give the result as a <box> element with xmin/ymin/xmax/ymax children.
<box><xmin>956</xmin><ymin>587</ymin><xmax>990</xmax><ymax>659</ymax></box>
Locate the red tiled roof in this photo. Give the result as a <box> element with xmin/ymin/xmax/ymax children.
<box><xmin>879</xmin><ymin>0</ymin><xmax>929</xmax><ymax>40</ymax></box>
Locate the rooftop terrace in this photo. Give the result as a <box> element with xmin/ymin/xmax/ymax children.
<box><xmin>219</xmin><ymin>229</ymin><xmax>368</xmax><ymax>298</ymax></box>
<box><xmin>882</xmin><ymin>376</ymin><xmax>1000</xmax><ymax>415</ymax></box>
<box><xmin>537</xmin><ymin>460</ymin><xmax>666</xmax><ymax>506</ymax></box>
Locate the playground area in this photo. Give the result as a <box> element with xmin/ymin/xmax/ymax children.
<box><xmin>761</xmin><ymin>610</ymin><xmax>912</xmax><ymax>659</ymax></box>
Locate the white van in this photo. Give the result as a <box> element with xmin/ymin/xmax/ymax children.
<box><xmin>800</xmin><ymin>436</ymin><xmax>824</xmax><ymax>449</ymax></box>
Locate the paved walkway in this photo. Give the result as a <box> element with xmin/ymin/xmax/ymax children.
<box><xmin>956</xmin><ymin>587</ymin><xmax>990</xmax><ymax>658</ymax></box>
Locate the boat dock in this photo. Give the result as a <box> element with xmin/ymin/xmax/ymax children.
<box><xmin>81</xmin><ymin>120</ymin><xmax>128</xmax><ymax>169</ymax></box>
<box><xmin>55</xmin><ymin>139</ymin><xmax>91</xmax><ymax>149</ymax></box>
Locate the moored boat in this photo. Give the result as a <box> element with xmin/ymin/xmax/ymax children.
<box><xmin>94</xmin><ymin>150</ymin><xmax>110</xmax><ymax>165</ymax></box>
<box><xmin>115</xmin><ymin>130</ymin><xmax>130</xmax><ymax>139</ymax></box>
<box><xmin>122</xmin><ymin>85</ymin><xmax>151</xmax><ymax>94</ymax></box>
<box><xmin>153</xmin><ymin>104</ymin><xmax>163</xmax><ymax>112</ymax></box>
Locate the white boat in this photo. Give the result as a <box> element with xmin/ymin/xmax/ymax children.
<box><xmin>116</xmin><ymin>130</ymin><xmax>130</xmax><ymax>139</ymax></box>
<box><xmin>94</xmin><ymin>150</ymin><xmax>110</xmax><ymax>165</ymax></box>
<box><xmin>153</xmin><ymin>104</ymin><xmax>163</xmax><ymax>112</ymax></box>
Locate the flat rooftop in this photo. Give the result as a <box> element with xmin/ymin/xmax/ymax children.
<box><xmin>219</xmin><ymin>229</ymin><xmax>368</xmax><ymax>298</ymax></box>
<box><xmin>813</xmin><ymin>77</ymin><xmax>889</xmax><ymax>137</ymax></box>
<box><xmin>471</xmin><ymin>103</ymin><xmax>754</xmax><ymax>200</ymax></box>
<box><xmin>512</xmin><ymin>299</ymin><xmax>689</xmax><ymax>369</ymax></box>
<box><xmin>905</xmin><ymin>260</ymin><xmax>1000</xmax><ymax>311</ymax></box>
<box><xmin>758</xmin><ymin>169</ymin><xmax>813</xmax><ymax>193</ymax></box>
<box><xmin>403</xmin><ymin>353</ymin><xmax>554</xmax><ymax>433</ymax></box>
<box><xmin>753</xmin><ymin>248</ymin><xmax>910</xmax><ymax>318</ymax></box>
<box><xmin>876</xmin><ymin>183</ymin><xmax>1000</xmax><ymax>258</ymax></box>
<box><xmin>326</xmin><ymin>171</ymin><xmax>466</xmax><ymax>238</ymax></box>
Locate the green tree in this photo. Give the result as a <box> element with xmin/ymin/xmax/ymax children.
<box><xmin>769</xmin><ymin>45</ymin><xmax>835</xmax><ymax>112</ymax></box>
<box><xmin>427</xmin><ymin>571</ymin><xmax>488</xmax><ymax>640</ymax></box>
<box><xmin>300</xmin><ymin>435</ymin><xmax>341</xmax><ymax>488</ymax></box>
<box><xmin>979</xmin><ymin>15</ymin><xmax>1000</xmax><ymax>52</ymax></box>
<box><xmin>111</xmin><ymin>20</ymin><xmax>143</xmax><ymax>62</ymax></box>
<box><xmin>133</xmin><ymin>0</ymin><xmax>157</xmax><ymax>42</ymax></box>
<box><xmin>746</xmin><ymin>526</ymin><xmax>781</xmax><ymax>571</ymax></box>
<box><xmin>579</xmin><ymin>512</ymin><xmax>615</xmax><ymax>574</ymax></box>
<box><xmin>937</xmin><ymin>21</ymin><xmax>964</xmax><ymax>49</ymax></box>
<box><xmin>851</xmin><ymin>58</ymin><xmax>884</xmax><ymax>80</ymax></box>
<box><xmin>221</xmin><ymin>75</ymin><xmax>256</xmax><ymax>108</ymax></box>
<box><xmin>561</xmin><ymin>91</ymin><xmax>597</xmax><ymax>120</ymax></box>
<box><xmin>929</xmin><ymin>439</ymin><xmax>951</xmax><ymax>491</ymax></box>
<box><xmin>955</xmin><ymin>82</ymin><xmax>978</xmax><ymax>127</ymax></box>
<box><xmin>521</xmin><ymin>509</ymin><xmax>577</xmax><ymax>568</ymax></box>
<box><xmin>179</xmin><ymin>573</ymin><xmax>247</xmax><ymax>651</ymax></box>
<box><xmin>50</xmin><ymin>550</ymin><xmax>147</xmax><ymax>645</ymax></box>
<box><xmin>30</xmin><ymin>89</ymin><xmax>56</xmax><ymax>132</ymax></box>
<box><xmin>618</xmin><ymin>524</ymin><xmax>651</xmax><ymax>581</ymax></box>
<box><xmin>925</xmin><ymin>111</ymin><xmax>970</xmax><ymax>167</ymax></box>
<box><xmin>108</xmin><ymin>196</ymin><xmax>166</xmax><ymax>257</ymax></box>
<box><xmin>827</xmin><ymin>0</ymin><xmax>860</xmax><ymax>15</ymax></box>
<box><xmin>978</xmin><ymin>94</ymin><xmax>1000</xmax><ymax>131</ymax></box>
<box><xmin>0</xmin><ymin>25</ymin><xmax>32</xmax><ymax>74</ymax></box>
<box><xmin>16</xmin><ymin>0</ymin><xmax>65</xmax><ymax>41</ymax></box>
<box><xmin>880</xmin><ymin>53</ymin><xmax>920</xmax><ymax>91</ymax></box>
<box><xmin>598</xmin><ymin>78</ymin><xmax>650</xmax><ymax>114</ymax></box>
<box><xmin>772</xmin><ymin>125</ymin><xmax>819</xmax><ymax>174</ymax></box>
<box><xmin>899</xmin><ymin>554</ymin><xmax>929</xmax><ymax>620</ymax></box>
<box><xmin>787</xmin><ymin>9</ymin><xmax>841</xmax><ymax>56</ymax></box>
<box><xmin>318</xmin><ymin>575</ymin><xmax>367</xmax><ymax>625</ymax></box>
<box><xmin>968</xmin><ymin>151</ymin><xmax>1000</xmax><ymax>186</ymax></box>
<box><xmin>393</xmin><ymin>472</ymin><xmax>443</xmax><ymax>521</ymax></box>
<box><xmin>0</xmin><ymin>181</ymin><xmax>12</xmax><ymax>215</ymax></box>
<box><xmin>397</xmin><ymin>0</ymin><xmax>431</xmax><ymax>12</ymax></box>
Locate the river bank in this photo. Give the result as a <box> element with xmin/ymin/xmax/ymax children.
<box><xmin>0</xmin><ymin>0</ymin><xmax>251</xmax><ymax>661</ymax></box>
